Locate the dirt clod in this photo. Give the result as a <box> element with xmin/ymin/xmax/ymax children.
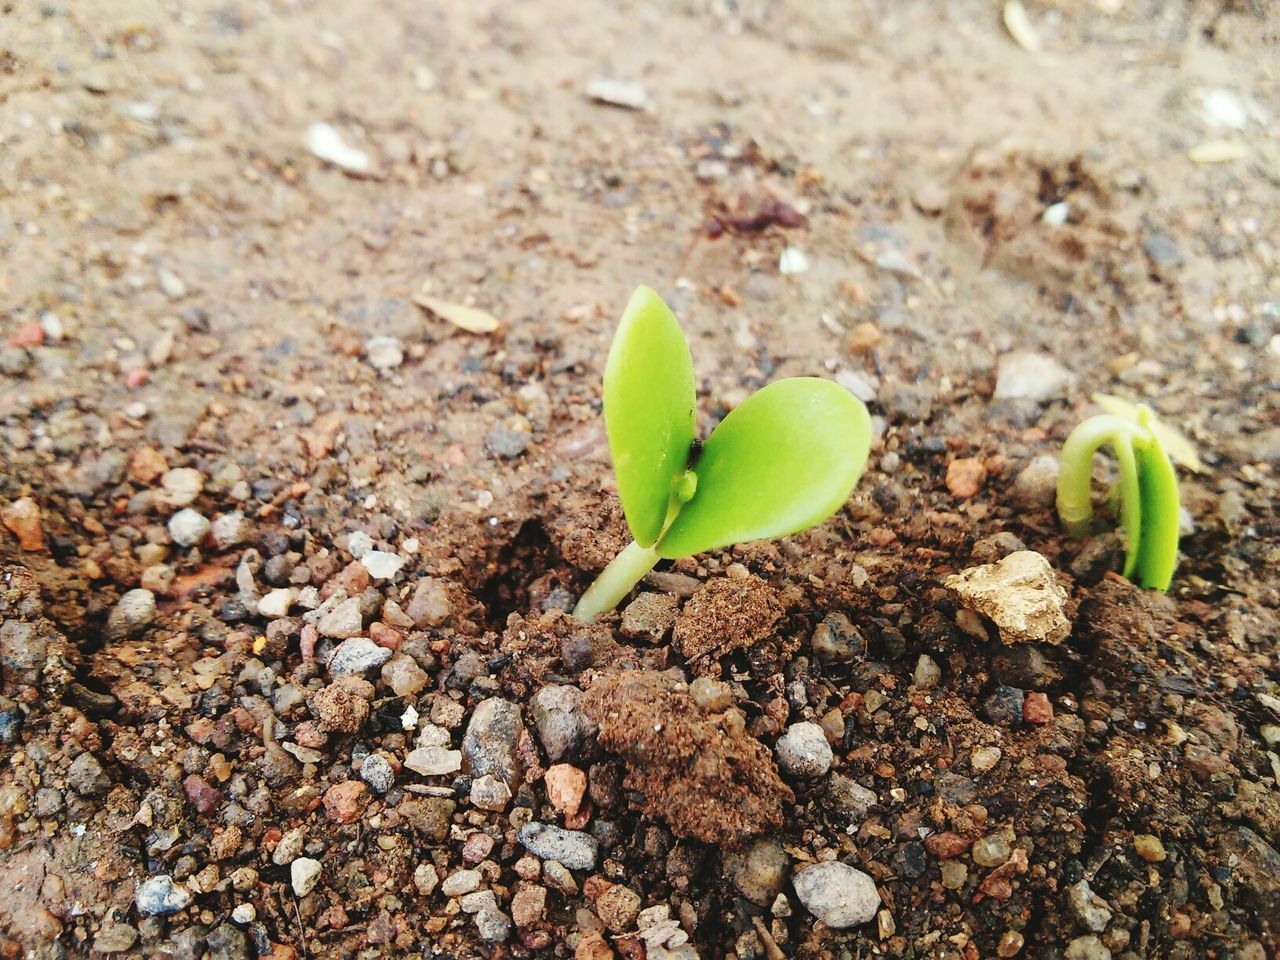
<box><xmin>672</xmin><ymin>575</ymin><xmax>782</xmax><ymax>668</ymax></box>
<box><xmin>309</xmin><ymin>676</ymin><xmax>373</xmax><ymax>733</ymax></box>
<box><xmin>584</xmin><ymin>670</ymin><xmax>792</xmax><ymax>845</ymax></box>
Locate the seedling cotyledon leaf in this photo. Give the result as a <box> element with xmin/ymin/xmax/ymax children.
<box><xmin>574</xmin><ymin>286</ymin><xmax>872</xmax><ymax>620</ymax></box>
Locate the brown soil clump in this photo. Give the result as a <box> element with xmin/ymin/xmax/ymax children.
<box><xmin>584</xmin><ymin>669</ymin><xmax>792</xmax><ymax>845</ymax></box>
<box><xmin>672</xmin><ymin>574</ymin><xmax>783</xmax><ymax>671</ymax></box>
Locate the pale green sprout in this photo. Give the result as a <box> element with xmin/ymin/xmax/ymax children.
<box><xmin>573</xmin><ymin>286</ymin><xmax>873</xmax><ymax>621</ymax></box>
<box><xmin>1055</xmin><ymin>395</ymin><xmax>1198</xmax><ymax>592</ymax></box>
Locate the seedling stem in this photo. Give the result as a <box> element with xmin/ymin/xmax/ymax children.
<box><xmin>1055</xmin><ymin>403</ymin><xmax>1182</xmax><ymax>591</ymax></box>
<box><xmin>574</xmin><ymin>540</ymin><xmax>661</xmax><ymax>621</ymax></box>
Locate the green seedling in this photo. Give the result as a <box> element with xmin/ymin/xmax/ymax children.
<box><xmin>573</xmin><ymin>286</ymin><xmax>872</xmax><ymax>621</ymax></box>
<box><xmin>1055</xmin><ymin>395</ymin><xmax>1197</xmax><ymax>591</ymax></box>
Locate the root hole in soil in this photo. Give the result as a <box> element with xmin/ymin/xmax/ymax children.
<box><xmin>474</xmin><ymin>518</ymin><xmax>573</xmax><ymax>628</ymax></box>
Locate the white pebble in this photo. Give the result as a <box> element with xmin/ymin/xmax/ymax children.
<box><xmin>360</xmin><ymin>550</ymin><xmax>405</xmax><ymax>580</ymax></box>
<box><xmin>168</xmin><ymin>508</ymin><xmax>211</xmax><ymax>547</ymax></box>
<box><xmin>775</xmin><ymin>722</ymin><xmax>833</xmax><ymax>779</ymax></box>
<box><xmin>779</xmin><ymin>247</ymin><xmax>811</xmax><ymax>275</ymax></box>
<box><xmin>793</xmin><ymin>861</ymin><xmax>881</xmax><ymax>928</ymax></box>
<box><xmin>585</xmin><ymin>77</ymin><xmax>650</xmax><ymax>110</ymax></box>
<box><xmin>291</xmin><ymin>857</ymin><xmax>322</xmax><ymax>896</ymax></box>
<box><xmin>257</xmin><ymin>588</ymin><xmax>296</xmax><ymax>619</ymax></box>
<box><xmin>365</xmin><ymin>335</ymin><xmax>405</xmax><ymax>371</ymax></box>
<box><xmin>307</xmin><ymin>122</ymin><xmax>371</xmax><ymax>174</ymax></box>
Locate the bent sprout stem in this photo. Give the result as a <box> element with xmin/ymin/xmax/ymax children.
<box><xmin>1056</xmin><ymin>414</ymin><xmax>1147</xmax><ymax>576</ymax></box>
<box><xmin>1056</xmin><ymin>404</ymin><xmax>1182</xmax><ymax>591</ymax></box>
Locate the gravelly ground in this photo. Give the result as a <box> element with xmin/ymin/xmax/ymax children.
<box><xmin>1</xmin><ymin>1</ymin><xmax>1278</xmax><ymax>958</ymax></box>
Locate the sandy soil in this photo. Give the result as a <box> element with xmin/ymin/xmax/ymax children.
<box><xmin>1</xmin><ymin>1</ymin><xmax>1278</xmax><ymax>957</ymax></box>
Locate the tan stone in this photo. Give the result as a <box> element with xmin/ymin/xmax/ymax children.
<box><xmin>944</xmin><ymin>551</ymin><xmax>1070</xmax><ymax>645</ymax></box>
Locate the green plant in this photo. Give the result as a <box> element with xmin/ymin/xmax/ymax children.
<box><xmin>573</xmin><ymin>286</ymin><xmax>872</xmax><ymax>620</ymax></box>
<box><xmin>1055</xmin><ymin>395</ymin><xmax>1196</xmax><ymax>591</ymax></box>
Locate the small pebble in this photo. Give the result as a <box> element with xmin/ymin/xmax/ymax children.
<box><xmin>463</xmin><ymin>698</ymin><xmax>525</xmax><ymax>788</ymax></box>
<box><xmin>1023</xmin><ymin>691</ymin><xmax>1054</xmax><ymax>724</ymax></box>
<box><xmin>318</xmin><ymin>598</ymin><xmax>365</xmax><ymax>640</ymax></box>
<box><xmin>779</xmin><ymin>247</ymin><xmax>811</xmax><ymax>275</ymax></box>
<box><xmin>912</xmin><ymin>180</ymin><xmax>948</xmax><ymax>214</ymax></box>
<box><xmin>460</xmin><ymin>890</ymin><xmax>498</xmax><ymax>914</ymax></box>
<box><xmin>946</xmin><ymin>458</ymin><xmax>987</xmax><ymax>498</ymax></box>
<box><xmin>545</xmin><ymin>763</ymin><xmax>587</xmax><ymax>817</ymax></box>
<box><xmin>272</xmin><ymin>826</ymin><xmax>306</xmax><ymax>865</ymax></box>
<box><xmin>68</xmin><ymin>752</ymin><xmax>111</xmax><ymax>796</ymax></box>
<box><xmin>585</xmin><ymin>77</ymin><xmax>650</xmax><ymax>110</ymax></box>
<box><xmin>470</xmin><ymin>774</ymin><xmax>512</xmax><ymax>812</ymax></box>
<box><xmin>597</xmin><ymin>883</ymin><xmax>642</xmax><ymax>933</ymax></box>
<box><xmin>983</xmin><ymin>685</ymin><xmax>1025</xmax><ymax>726</ymax></box>
<box><xmin>322</xmin><ymin>781</ymin><xmax>368</xmax><ymax>823</ymax></box>
<box><xmin>1142</xmin><ymin>231</ymin><xmax>1184</xmax><ymax>269</ymax></box>
<box><xmin>516</xmin><ymin>822</ymin><xmax>599</xmax><ymax>871</ymax></box>
<box><xmin>407</xmin><ymin>577</ymin><xmax>452</xmax><ymax>626</ymax></box>
<box><xmin>913</xmin><ymin>654</ymin><xmax>941</xmax><ymax>689</ymax></box>
<box><xmin>1012</xmin><ymin>455</ymin><xmax>1059</xmax><ymax>508</ymax></box>
<box><xmin>310</xmin><ymin>676</ymin><xmax>373</xmax><ymax>733</ymax></box>
<box><xmin>511</xmin><ymin>886</ymin><xmax>547</xmax><ymax>928</ymax></box>
<box><xmin>328</xmin><ymin>636</ymin><xmax>391</xmax><ymax>676</ymax></box>
<box><xmin>404</xmin><ymin>746</ymin><xmax>462</xmax><ymax>777</ymax></box>
<box><xmin>474</xmin><ymin>909</ymin><xmax>512</xmax><ymax>943</ymax></box>
<box><xmin>257</xmin><ymin>588</ymin><xmax>296</xmax><ymax>619</ymax></box>
<box><xmin>168</xmin><ymin>508</ymin><xmax>210</xmax><ymax>547</ymax></box>
<box><xmin>1067</xmin><ymin>878</ymin><xmax>1113</xmax><ymax>933</ymax></box>
<box><xmin>0</xmin><ymin>498</ymin><xmax>44</xmax><ymax>551</ymax></box>
<box><xmin>308</xmin><ymin>122</ymin><xmax>371</xmax><ymax>174</ymax></box>
<box><xmin>161</xmin><ymin>467</ymin><xmax>203</xmax><ymax>506</ymax></box>
<box><xmin>135</xmin><ymin>875</ymin><xmax>191</xmax><ymax>916</ymax></box>
<box><xmin>1064</xmin><ymin>935</ymin><xmax>1112</xmax><ymax>960</ymax></box>
<box><xmin>360</xmin><ymin>550</ymin><xmax>405</xmax><ymax>580</ymax></box>
<box><xmin>971</xmin><ymin>833</ymin><xmax>1013</xmax><ymax>868</ymax></box>
<box><xmin>291</xmin><ymin>858</ymin><xmax>322</xmax><ymax>896</ymax></box>
<box><xmin>998</xmin><ymin>930</ymin><xmax>1026</xmax><ymax>957</ymax></box>
<box><xmin>360</xmin><ymin>753</ymin><xmax>396</xmax><ymax>794</ymax></box>
<box><xmin>689</xmin><ymin>676</ymin><xmax>732</xmax><ymax>712</ymax></box>
<box><xmin>775</xmin><ymin>722</ymin><xmax>833</xmax><ymax>779</ymax></box>
<box><xmin>414</xmin><ymin>863</ymin><xmax>439</xmax><ymax>895</ymax></box>
<box><xmin>971</xmin><ymin>746</ymin><xmax>1003</xmax><ymax>773</ymax></box>
<box><xmin>532</xmin><ymin>685</ymin><xmax>595</xmax><ymax>762</ymax></box>
<box><xmin>993</xmin><ymin>352</ymin><xmax>1077</xmax><ymax>401</ymax></box>
<box><xmin>827</xmin><ymin>774</ymin><xmax>877</xmax><ymax>824</ymax></box>
<box><xmin>485</xmin><ymin>426</ymin><xmax>529</xmax><ymax>459</ymax></box>
<box><xmin>730</xmin><ymin>838</ymin><xmax>791</xmax><ymax>907</ymax></box>
<box><xmin>209</xmin><ymin>511</ymin><xmax>250</xmax><ymax>549</ymax></box>
<box><xmin>92</xmin><ymin>924</ymin><xmax>138</xmax><ymax>954</ymax></box>
<box><xmin>875</xmin><ymin>247</ymin><xmax>921</xmax><ymax>279</ymax></box>
<box><xmin>107</xmin><ymin>589</ymin><xmax>157</xmax><ymax>641</ymax></box>
<box><xmin>442</xmin><ymin>869</ymin><xmax>482</xmax><ymax>897</ymax></box>
<box><xmin>620</xmin><ymin>592</ymin><xmax>679</xmax><ymax>641</ymax></box>
<box><xmin>365</xmin><ymin>336</ymin><xmax>404</xmax><ymax>371</ymax></box>
<box><xmin>157</xmin><ymin>267</ymin><xmax>187</xmax><ymax>299</ymax></box>
<box><xmin>811</xmin><ymin>613</ymin><xmax>866</xmax><ymax>664</ymax></box>
<box><xmin>381</xmin><ymin>655</ymin><xmax>429</xmax><ymax>697</ymax></box>
<box><xmin>940</xmin><ymin>860</ymin><xmax>968</xmax><ymax>890</ymax></box>
<box><xmin>792</xmin><ymin>861</ymin><xmax>881</xmax><ymax>929</ymax></box>
<box><xmin>1133</xmin><ymin>834</ymin><xmax>1166</xmax><ymax>862</ymax></box>
<box><xmin>945</xmin><ymin>551</ymin><xmax>1071</xmax><ymax>646</ymax></box>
